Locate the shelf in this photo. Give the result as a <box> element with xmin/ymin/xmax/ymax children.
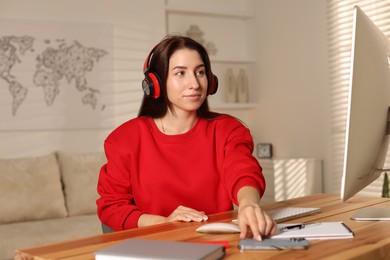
<box><xmin>166</xmin><ymin>0</ymin><xmax>258</xmax><ymax>114</ymax></box>
<box><xmin>210</xmin><ymin>102</ymin><xmax>258</xmax><ymax>110</ymax></box>
<box><xmin>210</xmin><ymin>57</ymin><xmax>256</xmax><ymax>64</ymax></box>
<box><xmin>166</xmin><ymin>5</ymin><xmax>254</xmax><ymax>19</ymax></box>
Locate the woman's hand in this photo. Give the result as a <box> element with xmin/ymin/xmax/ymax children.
<box><xmin>237</xmin><ymin>201</ymin><xmax>276</xmax><ymax>241</ymax></box>
<box><xmin>138</xmin><ymin>205</ymin><xmax>208</xmax><ymax>227</ymax></box>
<box><xmin>237</xmin><ymin>186</ymin><xmax>276</xmax><ymax>241</ymax></box>
<box><xmin>167</xmin><ymin>205</ymin><xmax>208</xmax><ymax>223</ymax></box>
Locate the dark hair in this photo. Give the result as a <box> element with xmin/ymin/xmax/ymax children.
<box><xmin>137</xmin><ymin>35</ymin><xmax>219</xmax><ymax>119</ymax></box>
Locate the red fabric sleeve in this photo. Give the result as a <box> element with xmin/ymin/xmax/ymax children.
<box><xmin>218</xmin><ymin>118</ymin><xmax>265</xmax><ymax>205</ymax></box>
<box><xmin>96</xmin><ymin>142</ymin><xmax>142</xmax><ymax>230</ymax></box>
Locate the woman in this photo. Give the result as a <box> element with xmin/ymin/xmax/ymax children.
<box><xmin>97</xmin><ymin>35</ymin><xmax>276</xmax><ymax>241</ymax></box>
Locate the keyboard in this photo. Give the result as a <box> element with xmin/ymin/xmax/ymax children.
<box><xmin>267</xmin><ymin>207</ymin><xmax>321</xmax><ymax>223</ymax></box>
<box><xmin>232</xmin><ymin>207</ymin><xmax>321</xmax><ymax>223</ymax></box>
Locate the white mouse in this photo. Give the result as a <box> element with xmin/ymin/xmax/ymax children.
<box><xmin>196</xmin><ymin>222</ymin><xmax>241</xmax><ymax>234</ymax></box>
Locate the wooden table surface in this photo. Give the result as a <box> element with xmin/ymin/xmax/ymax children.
<box><xmin>15</xmin><ymin>194</ymin><xmax>390</xmax><ymax>259</ymax></box>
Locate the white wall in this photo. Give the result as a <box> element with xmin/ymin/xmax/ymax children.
<box><xmin>0</xmin><ymin>0</ymin><xmax>166</xmax><ymax>158</ymax></box>
<box><xmin>250</xmin><ymin>0</ymin><xmax>331</xmax><ymax>192</ymax></box>
<box><xmin>0</xmin><ymin>0</ymin><xmax>333</xmax><ymax>192</ymax></box>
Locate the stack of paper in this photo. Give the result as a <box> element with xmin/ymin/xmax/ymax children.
<box><xmin>271</xmin><ymin>221</ymin><xmax>354</xmax><ymax>240</ymax></box>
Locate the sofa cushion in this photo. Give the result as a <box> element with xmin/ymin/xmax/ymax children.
<box><xmin>0</xmin><ymin>214</ymin><xmax>101</xmax><ymax>260</ymax></box>
<box><xmin>58</xmin><ymin>151</ymin><xmax>106</xmax><ymax>216</ymax></box>
<box><xmin>0</xmin><ymin>153</ymin><xmax>67</xmax><ymax>224</ymax></box>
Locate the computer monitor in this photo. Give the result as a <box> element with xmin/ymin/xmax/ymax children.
<box><xmin>341</xmin><ymin>6</ymin><xmax>390</xmax><ymax>203</ymax></box>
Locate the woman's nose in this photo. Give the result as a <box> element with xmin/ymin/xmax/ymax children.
<box><xmin>188</xmin><ymin>73</ymin><xmax>200</xmax><ymax>89</ymax></box>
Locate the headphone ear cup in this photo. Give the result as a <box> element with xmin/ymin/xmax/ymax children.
<box><xmin>142</xmin><ymin>72</ymin><xmax>161</xmax><ymax>99</ymax></box>
<box><xmin>208</xmin><ymin>74</ymin><xmax>219</xmax><ymax>95</ymax></box>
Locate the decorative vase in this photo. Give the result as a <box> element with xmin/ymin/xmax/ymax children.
<box><xmin>237</xmin><ymin>68</ymin><xmax>249</xmax><ymax>103</ymax></box>
<box><xmin>205</xmin><ymin>42</ymin><xmax>217</xmax><ymax>56</ymax></box>
<box><xmin>186</xmin><ymin>25</ymin><xmax>205</xmax><ymax>45</ymax></box>
<box><xmin>225</xmin><ymin>68</ymin><xmax>237</xmax><ymax>103</ymax></box>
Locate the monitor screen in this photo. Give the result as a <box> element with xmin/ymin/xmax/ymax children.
<box><xmin>341</xmin><ymin>6</ymin><xmax>390</xmax><ymax>202</ymax></box>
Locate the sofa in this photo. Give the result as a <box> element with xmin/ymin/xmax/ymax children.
<box><xmin>0</xmin><ymin>151</ymin><xmax>107</xmax><ymax>260</ymax></box>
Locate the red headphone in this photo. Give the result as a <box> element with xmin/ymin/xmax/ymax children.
<box><xmin>142</xmin><ymin>47</ymin><xmax>218</xmax><ymax>99</ymax></box>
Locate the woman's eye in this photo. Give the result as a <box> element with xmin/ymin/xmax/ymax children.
<box><xmin>175</xmin><ymin>71</ymin><xmax>184</xmax><ymax>76</ymax></box>
<box><xmin>196</xmin><ymin>70</ymin><xmax>205</xmax><ymax>76</ymax></box>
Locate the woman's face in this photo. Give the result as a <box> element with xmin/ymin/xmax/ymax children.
<box><xmin>166</xmin><ymin>48</ymin><xmax>208</xmax><ymax>115</ymax></box>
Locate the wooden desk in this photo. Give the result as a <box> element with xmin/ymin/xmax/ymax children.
<box><xmin>15</xmin><ymin>194</ymin><xmax>390</xmax><ymax>259</ymax></box>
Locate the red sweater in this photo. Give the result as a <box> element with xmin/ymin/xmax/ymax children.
<box><xmin>96</xmin><ymin>115</ymin><xmax>265</xmax><ymax>231</ymax></box>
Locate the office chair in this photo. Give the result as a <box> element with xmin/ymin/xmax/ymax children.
<box><xmin>101</xmin><ymin>223</ymin><xmax>114</xmax><ymax>233</ymax></box>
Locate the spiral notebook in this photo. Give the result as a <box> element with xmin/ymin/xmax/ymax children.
<box><xmin>271</xmin><ymin>221</ymin><xmax>354</xmax><ymax>240</ymax></box>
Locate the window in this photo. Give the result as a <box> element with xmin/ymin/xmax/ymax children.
<box><xmin>327</xmin><ymin>0</ymin><xmax>390</xmax><ymax>196</ymax></box>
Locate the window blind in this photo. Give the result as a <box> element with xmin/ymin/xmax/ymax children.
<box><xmin>327</xmin><ymin>0</ymin><xmax>390</xmax><ymax>196</ymax></box>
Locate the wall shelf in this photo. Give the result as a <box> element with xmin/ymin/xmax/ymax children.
<box><xmin>165</xmin><ymin>5</ymin><xmax>254</xmax><ymax>19</ymax></box>
<box><xmin>210</xmin><ymin>102</ymin><xmax>258</xmax><ymax>110</ymax></box>
<box><xmin>211</xmin><ymin>57</ymin><xmax>256</xmax><ymax>64</ymax></box>
<box><xmin>165</xmin><ymin>0</ymin><xmax>257</xmax><ymax>113</ymax></box>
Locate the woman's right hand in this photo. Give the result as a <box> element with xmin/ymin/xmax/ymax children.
<box><xmin>138</xmin><ymin>206</ymin><xmax>208</xmax><ymax>227</ymax></box>
<box><xmin>167</xmin><ymin>205</ymin><xmax>208</xmax><ymax>223</ymax></box>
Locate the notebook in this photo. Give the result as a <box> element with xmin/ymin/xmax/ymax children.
<box><xmin>94</xmin><ymin>238</ymin><xmax>225</xmax><ymax>260</ymax></box>
<box><xmin>271</xmin><ymin>221</ymin><xmax>354</xmax><ymax>240</ymax></box>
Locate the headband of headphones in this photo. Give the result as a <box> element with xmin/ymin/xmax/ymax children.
<box><xmin>141</xmin><ymin>45</ymin><xmax>218</xmax><ymax>98</ymax></box>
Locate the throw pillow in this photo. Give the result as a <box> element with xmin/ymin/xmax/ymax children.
<box><xmin>58</xmin><ymin>151</ymin><xmax>106</xmax><ymax>216</ymax></box>
<box><xmin>0</xmin><ymin>153</ymin><xmax>67</xmax><ymax>224</ymax></box>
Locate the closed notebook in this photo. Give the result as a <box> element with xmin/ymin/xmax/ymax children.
<box><xmin>271</xmin><ymin>221</ymin><xmax>354</xmax><ymax>240</ymax></box>
<box><xmin>94</xmin><ymin>238</ymin><xmax>225</xmax><ymax>260</ymax></box>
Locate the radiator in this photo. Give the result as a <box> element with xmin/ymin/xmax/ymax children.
<box><xmin>260</xmin><ymin>158</ymin><xmax>323</xmax><ymax>204</ymax></box>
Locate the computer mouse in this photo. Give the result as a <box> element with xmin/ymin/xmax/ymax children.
<box><xmin>196</xmin><ymin>222</ymin><xmax>241</xmax><ymax>234</ymax></box>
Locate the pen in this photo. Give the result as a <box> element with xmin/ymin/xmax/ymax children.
<box><xmin>341</xmin><ymin>222</ymin><xmax>354</xmax><ymax>235</ymax></box>
<box><xmin>280</xmin><ymin>223</ymin><xmax>320</xmax><ymax>232</ymax></box>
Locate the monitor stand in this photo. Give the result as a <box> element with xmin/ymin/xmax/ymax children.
<box><xmin>351</xmin><ymin>207</ymin><xmax>390</xmax><ymax>221</ymax></box>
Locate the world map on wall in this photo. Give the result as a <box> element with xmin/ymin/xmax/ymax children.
<box><xmin>0</xmin><ymin>35</ymin><xmax>109</xmax><ymax>116</ymax></box>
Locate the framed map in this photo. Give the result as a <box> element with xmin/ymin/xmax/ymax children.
<box><xmin>0</xmin><ymin>19</ymin><xmax>114</xmax><ymax>130</ymax></box>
